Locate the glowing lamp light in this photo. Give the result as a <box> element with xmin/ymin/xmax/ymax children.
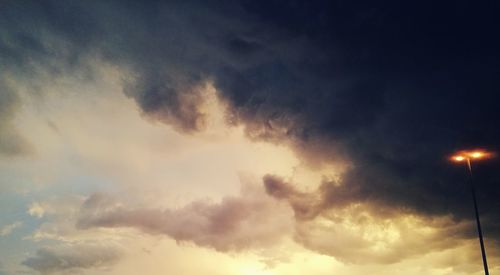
<box><xmin>471</xmin><ymin>151</ymin><xmax>484</xmax><ymax>159</ymax></box>
<box><xmin>453</xmin><ymin>155</ymin><xmax>465</xmax><ymax>162</ymax></box>
<box><xmin>450</xmin><ymin>149</ymin><xmax>493</xmax><ymax>163</ymax></box>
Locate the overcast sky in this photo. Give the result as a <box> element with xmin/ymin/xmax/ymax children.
<box><xmin>1</xmin><ymin>1</ymin><xmax>499</xmax><ymax>274</ymax></box>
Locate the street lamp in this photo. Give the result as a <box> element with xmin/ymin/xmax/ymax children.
<box><xmin>450</xmin><ymin>149</ymin><xmax>493</xmax><ymax>275</ymax></box>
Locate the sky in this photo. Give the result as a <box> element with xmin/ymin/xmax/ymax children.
<box><xmin>1</xmin><ymin>1</ymin><xmax>500</xmax><ymax>274</ymax></box>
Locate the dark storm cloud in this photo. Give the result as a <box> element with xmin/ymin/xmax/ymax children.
<box><xmin>2</xmin><ymin>0</ymin><xmax>500</xmax><ymax>241</ymax></box>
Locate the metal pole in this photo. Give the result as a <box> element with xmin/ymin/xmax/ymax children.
<box><xmin>466</xmin><ymin>158</ymin><xmax>489</xmax><ymax>275</ymax></box>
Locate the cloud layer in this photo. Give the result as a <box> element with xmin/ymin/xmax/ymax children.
<box><xmin>1</xmin><ymin>1</ymin><xmax>500</xmax><ymax>272</ymax></box>
<box><xmin>22</xmin><ymin>243</ymin><xmax>123</xmax><ymax>274</ymax></box>
<box><xmin>263</xmin><ymin>174</ymin><xmax>481</xmax><ymax>263</ymax></box>
<box><xmin>2</xmin><ymin>0</ymin><xmax>499</xmax><ymax>229</ymax></box>
<box><xmin>77</xmin><ymin>181</ymin><xmax>292</xmax><ymax>252</ymax></box>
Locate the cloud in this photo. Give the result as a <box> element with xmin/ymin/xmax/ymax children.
<box><xmin>77</xmin><ymin>181</ymin><xmax>293</xmax><ymax>252</ymax></box>
<box><xmin>0</xmin><ymin>221</ymin><xmax>22</xmax><ymax>237</ymax></box>
<box><xmin>293</xmin><ymin>207</ymin><xmax>470</xmax><ymax>264</ymax></box>
<box><xmin>22</xmin><ymin>242</ymin><xmax>123</xmax><ymax>274</ymax></box>
<box><xmin>0</xmin><ymin>81</ymin><xmax>33</xmax><ymax>156</ymax></box>
<box><xmin>1</xmin><ymin>0</ymin><xmax>500</xmax><ymax>249</ymax></box>
<box><xmin>262</xmin><ymin>174</ymin><xmax>488</xmax><ymax>264</ymax></box>
<box><xmin>263</xmin><ymin>174</ymin><xmax>324</xmax><ymax>220</ymax></box>
<box><xmin>263</xmin><ymin>174</ymin><xmax>379</xmax><ymax>220</ymax></box>
<box><xmin>74</xmin><ymin>175</ymin><xmax>483</xmax><ymax>265</ymax></box>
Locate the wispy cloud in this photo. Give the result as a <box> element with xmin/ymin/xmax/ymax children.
<box><xmin>76</xmin><ymin>181</ymin><xmax>293</xmax><ymax>252</ymax></box>
<box><xmin>0</xmin><ymin>221</ymin><xmax>22</xmax><ymax>237</ymax></box>
<box><xmin>22</xmin><ymin>242</ymin><xmax>123</xmax><ymax>274</ymax></box>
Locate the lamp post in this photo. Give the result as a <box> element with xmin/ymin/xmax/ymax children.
<box><xmin>450</xmin><ymin>149</ymin><xmax>492</xmax><ymax>275</ymax></box>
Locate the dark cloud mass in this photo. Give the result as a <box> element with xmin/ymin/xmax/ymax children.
<box><xmin>2</xmin><ymin>0</ymin><xmax>500</xmax><ymax>245</ymax></box>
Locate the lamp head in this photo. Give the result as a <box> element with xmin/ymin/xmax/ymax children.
<box><xmin>450</xmin><ymin>149</ymin><xmax>493</xmax><ymax>163</ymax></box>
